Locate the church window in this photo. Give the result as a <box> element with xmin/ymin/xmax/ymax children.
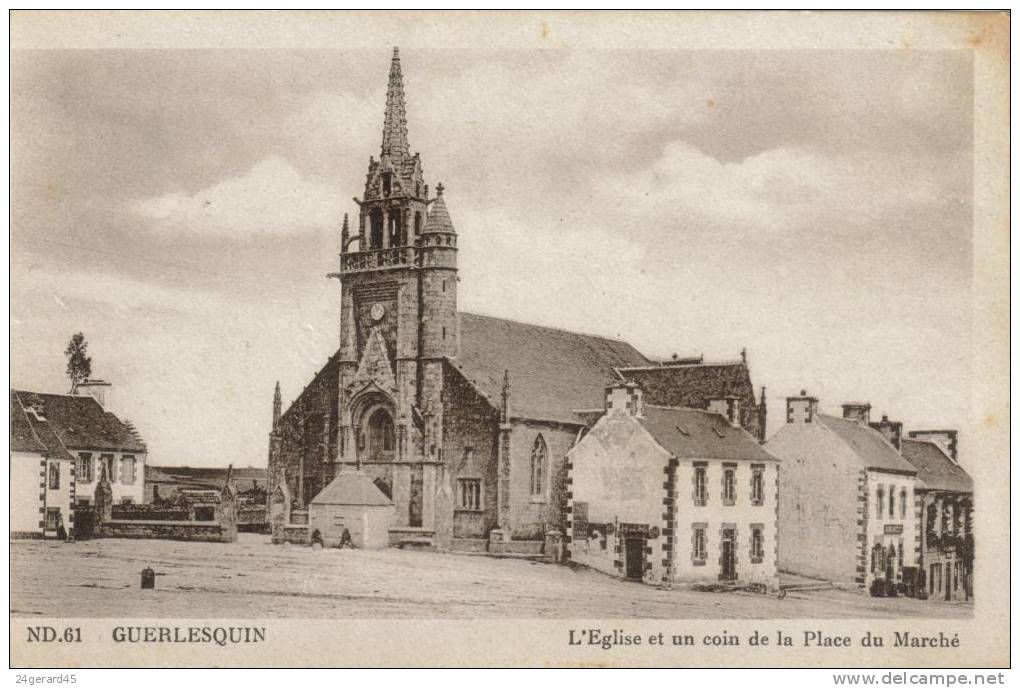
<box><xmin>530</xmin><ymin>434</ymin><xmax>547</xmax><ymax>497</ymax></box>
<box><xmin>900</xmin><ymin>488</ymin><xmax>907</xmax><ymax>519</ymax></box>
<box><xmin>458</xmin><ymin>479</ymin><xmax>482</xmax><ymax>510</ymax></box>
<box><xmin>382</xmin><ymin>172</ymin><xmax>392</xmax><ymax>196</ymax></box>
<box><xmin>415</xmin><ymin>211</ymin><xmax>422</xmax><ymax>235</ymax></box>
<box><xmin>48</xmin><ymin>462</ymin><xmax>60</xmax><ymax>490</ymax></box>
<box><xmin>876</xmin><ymin>485</ymin><xmax>884</xmax><ymax>519</ymax></box>
<box><xmin>888</xmin><ymin>486</ymin><xmax>895</xmax><ymax>518</ymax></box>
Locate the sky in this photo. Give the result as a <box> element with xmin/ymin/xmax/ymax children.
<box><xmin>10</xmin><ymin>47</ymin><xmax>974</xmax><ymax>469</ymax></box>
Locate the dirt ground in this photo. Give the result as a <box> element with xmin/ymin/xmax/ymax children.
<box><xmin>10</xmin><ymin>534</ymin><xmax>973</xmax><ymax>619</ymax></box>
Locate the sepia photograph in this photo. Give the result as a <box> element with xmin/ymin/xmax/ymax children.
<box><xmin>8</xmin><ymin>10</ymin><xmax>1009</xmax><ymax>669</ymax></box>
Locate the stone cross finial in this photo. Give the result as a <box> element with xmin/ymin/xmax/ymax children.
<box><xmin>435</xmin><ymin>182</ymin><xmax>445</xmax><ymax>196</ymax></box>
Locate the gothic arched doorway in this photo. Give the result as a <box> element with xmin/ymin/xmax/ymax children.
<box><xmin>365</xmin><ymin>407</ymin><xmax>395</xmax><ymax>462</ymax></box>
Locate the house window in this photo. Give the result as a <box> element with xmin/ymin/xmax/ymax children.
<box><xmin>77</xmin><ymin>453</ymin><xmax>93</xmax><ymax>483</ymax></box>
<box><xmin>750</xmin><ymin>525</ymin><xmax>765</xmax><ymax>563</ymax></box>
<box><xmin>888</xmin><ymin>486</ymin><xmax>895</xmax><ymax>518</ymax></box>
<box><xmin>900</xmin><ymin>488</ymin><xmax>907</xmax><ymax>519</ymax></box>
<box><xmin>530</xmin><ymin>434</ymin><xmax>547</xmax><ymax>497</ymax></box>
<box><xmin>750</xmin><ymin>464</ymin><xmax>765</xmax><ymax>506</ymax></box>
<box><xmin>458</xmin><ymin>479</ymin><xmax>482</xmax><ymax>510</ymax></box>
<box><xmin>48</xmin><ymin>463</ymin><xmax>60</xmax><ymax>490</ymax></box>
<box><xmin>101</xmin><ymin>454</ymin><xmax>115</xmax><ymax>482</ymax></box>
<box><xmin>722</xmin><ymin>465</ymin><xmax>736</xmax><ymax>506</ymax></box>
<box><xmin>45</xmin><ymin>508</ymin><xmax>61</xmax><ymax>530</ymax></box>
<box><xmin>693</xmin><ymin>464</ymin><xmax>707</xmax><ymax>506</ymax></box>
<box><xmin>691</xmin><ymin>524</ymin><xmax>707</xmax><ymax>566</ymax></box>
<box><xmin>876</xmin><ymin>485</ymin><xmax>884</xmax><ymax>519</ymax></box>
<box><xmin>121</xmin><ymin>456</ymin><xmax>136</xmax><ymax>485</ymax></box>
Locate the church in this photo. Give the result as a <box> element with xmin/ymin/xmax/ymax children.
<box><xmin>267</xmin><ymin>48</ymin><xmax>767</xmax><ymax>554</ymax></box>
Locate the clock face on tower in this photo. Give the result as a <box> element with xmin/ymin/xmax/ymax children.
<box><xmin>370</xmin><ymin>303</ymin><xmax>386</xmax><ymax>321</ymax></box>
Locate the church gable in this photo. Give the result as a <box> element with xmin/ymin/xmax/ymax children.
<box><xmin>350</xmin><ymin>328</ymin><xmax>398</xmax><ymax>395</ymax></box>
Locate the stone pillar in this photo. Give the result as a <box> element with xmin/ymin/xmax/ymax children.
<box><xmin>382</xmin><ymin>209</ymin><xmax>390</xmax><ymax>249</ymax></box>
<box><xmin>94</xmin><ymin>465</ymin><xmax>113</xmax><ymax>527</ymax></box>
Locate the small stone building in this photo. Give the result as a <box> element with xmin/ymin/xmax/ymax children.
<box><xmin>767</xmin><ymin>394</ymin><xmax>919</xmax><ymax>591</ymax></box>
<box><xmin>566</xmin><ymin>382</ymin><xmax>780</xmax><ymax>588</ymax></box>
<box><xmin>309</xmin><ymin>470</ymin><xmax>395</xmax><ymax>549</ymax></box>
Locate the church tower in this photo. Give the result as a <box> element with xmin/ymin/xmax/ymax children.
<box><xmin>331</xmin><ymin>48</ymin><xmax>458</xmax><ymax>534</ymax></box>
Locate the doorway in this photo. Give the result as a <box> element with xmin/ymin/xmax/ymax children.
<box><xmin>625</xmin><ymin>537</ymin><xmax>644</xmax><ymax>580</ymax></box>
<box><xmin>944</xmin><ymin>562</ymin><xmax>952</xmax><ymax>601</ymax></box>
<box><xmin>720</xmin><ymin>528</ymin><xmax>737</xmax><ymax>581</ymax></box>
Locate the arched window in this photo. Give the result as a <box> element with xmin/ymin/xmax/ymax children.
<box><xmin>530</xmin><ymin>434</ymin><xmax>547</xmax><ymax>497</ymax></box>
<box><xmin>414</xmin><ymin>211</ymin><xmax>422</xmax><ymax>236</ymax></box>
<box><xmin>382</xmin><ymin>172</ymin><xmax>392</xmax><ymax>196</ymax></box>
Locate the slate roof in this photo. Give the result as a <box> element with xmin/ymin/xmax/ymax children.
<box><xmin>638</xmin><ymin>405</ymin><xmax>777</xmax><ymax>463</ymax></box>
<box><xmin>422</xmin><ymin>193</ymin><xmax>455</xmax><ymax>234</ymax></box>
<box><xmin>900</xmin><ymin>439</ymin><xmax>973</xmax><ymax>493</ymax></box>
<box><xmin>453</xmin><ymin>312</ymin><xmax>650</xmax><ymax>424</ymax></box>
<box><xmin>617</xmin><ymin>362</ymin><xmax>754</xmax><ymax>409</ymax></box>
<box><xmin>817</xmin><ymin>414</ymin><xmax>917</xmax><ymax>474</ymax></box>
<box><xmin>10</xmin><ymin>390</ymin><xmax>146</xmax><ymax>454</ymax></box>
<box><xmin>310</xmin><ymin>471</ymin><xmax>394</xmax><ymax>506</ymax></box>
<box><xmin>10</xmin><ymin>391</ymin><xmax>48</xmax><ymax>453</ymax></box>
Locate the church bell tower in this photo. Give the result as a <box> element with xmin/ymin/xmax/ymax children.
<box><xmin>330</xmin><ymin>48</ymin><xmax>458</xmax><ymax>535</ymax></box>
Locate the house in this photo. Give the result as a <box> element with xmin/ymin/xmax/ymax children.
<box><xmin>10</xmin><ymin>391</ymin><xmax>73</xmax><ymax>539</ymax></box>
<box><xmin>766</xmin><ymin>394</ymin><xmax>918</xmax><ymax>592</ymax></box>
<box><xmin>10</xmin><ymin>385</ymin><xmax>147</xmax><ymax>538</ymax></box>
<box><xmin>267</xmin><ymin>48</ymin><xmax>767</xmax><ymax>554</ymax></box>
<box><xmin>900</xmin><ymin>432</ymin><xmax>973</xmax><ymax>601</ymax></box>
<box><xmin>565</xmin><ymin>382</ymin><xmax>780</xmax><ymax>587</ymax></box>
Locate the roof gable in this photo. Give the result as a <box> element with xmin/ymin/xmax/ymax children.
<box><xmin>617</xmin><ymin>363</ymin><xmax>755</xmax><ymax>410</ymax></box>
<box><xmin>311</xmin><ymin>471</ymin><xmax>394</xmax><ymax>506</ymax></box>
<box><xmin>901</xmin><ymin>439</ymin><xmax>972</xmax><ymax>493</ymax></box>
<box><xmin>638</xmin><ymin>406</ymin><xmax>777</xmax><ymax>462</ymax></box>
<box><xmin>11</xmin><ymin>390</ymin><xmax>146</xmax><ymax>454</ymax></box>
<box><xmin>817</xmin><ymin>414</ymin><xmax>916</xmax><ymax>474</ymax></box>
<box><xmin>454</xmin><ymin>312</ymin><xmax>649</xmax><ymax>424</ymax></box>
<box><xmin>10</xmin><ymin>392</ymin><xmax>48</xmax><ymax>453</ymax></box>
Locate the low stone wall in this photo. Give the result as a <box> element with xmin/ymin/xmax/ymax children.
<box><xmin>274</xmin><ymin>525</ymin><xmax>309</xmax><ymax>545</ymax></box>
<box><xmin>97</xmin><ymin>519</ymin><xmax>235</xmax><ymax>543</ymax></box>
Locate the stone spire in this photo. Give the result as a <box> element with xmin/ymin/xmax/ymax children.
<box><xmin>380</xmin><ymin>47</ymin><xmax>410</xmax><ymax>163</ymax></box>
<box><xmin>422</xmin><ymin>184</ymin><xmax>456</xmax><ymax>235</ymax></box>
<box><xmin>272</xmin><ymin>381</ymin><xmax>282</xmax><ymax>430</ymax></box>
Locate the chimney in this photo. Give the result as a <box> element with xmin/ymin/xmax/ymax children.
<box><xmin>841</xmin><ymin>402</ymin><xmax>872</xmax><ymax>425</ymax></box>
<box><xmin>786</xmin><ymin>390</ymin><xmax>819</xmax><ymax>424</ymax></box>
<box><xmin>76</xmin><ymin>378</ymin><xmax>112</xmax><ymax>409</ymax></box>
<box><xmin>606</xmin><ymin>380</ymin><xmax>643</xmax><ymax>417</ymax></box>
<box><xmin>707</xmin><ymin>395</ymin><xmax>740</xmax><ymax>427</ymax></box>
<box><xmin>869</xmin><ymin>415</ymin><xmax>903</xmax><ymax>450</ymax></box>
<box><xmin>908</xmin><ymin>429</ymin><xmax>959</xmax><ymax>462</ymax></box>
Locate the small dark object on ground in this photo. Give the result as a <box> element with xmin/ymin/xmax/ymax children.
<box><xmin>141</xmin><ymin>567</ymin><xmax>155</xmax><ymax>589</ymax></box>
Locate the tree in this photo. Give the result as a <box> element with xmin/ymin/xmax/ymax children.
<box><xmin>65</xmin><ymin>332</ymin><xmax>92</xmax><ymax>393</ymax></box>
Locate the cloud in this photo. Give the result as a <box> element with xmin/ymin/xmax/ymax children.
<box><xmin>131</xmin><ymin>155</ymin><xmax>343</xmax><ymax>237</ymax></box>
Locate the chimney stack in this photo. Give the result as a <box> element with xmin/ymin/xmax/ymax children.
<box><xmin>76</xmin><ymin>378</ymin><xmax>112</xmax><ymax>409</ymax></box>
<box><xmin>841</xmin><ymin>402</ymin><xmax>872</xmax><ymax>425</ymax></box>
<box><xmin>786</xmin><ymin>390</ymin><xmax>819</xmax><ymax>424</ymax></box>
<box><xmin>908</xmin><ymin>430</ymin><xmax>959</xmax><ymax>462</ymax></box>
<box><xmin>869</xmin><ymin>414</ymin><xmax>903</xmax><ymax>451</ymax></box>
<box><xmin>707</xmin><ymin>395</ymin><xmax>741</xmax><ymax>427</ymax></box>
<box><xmin>606</xmin><ymin>380</ymin><xmax>643</xmax><ymax>418</ymax></box>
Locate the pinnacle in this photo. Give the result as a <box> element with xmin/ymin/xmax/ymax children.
<box><xmin>422</xmin><ymin>191</ymin><xmax>456</xmax><ymax>235</ymax></box>
<box><xmin>380</xmin><ymin>46</ymin><xmax>410</xmax><ymax>161</ymax></box>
